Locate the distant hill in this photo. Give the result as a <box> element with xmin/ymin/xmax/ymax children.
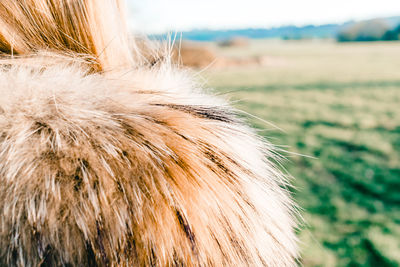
<box><xmin>179</xmin><ymin>24</ymin><xmax>342</xmax><ymax>41</ymax></box>
<box><xmin>150</xmin><ymin>16</ymin><xmax>400</xmax><ymax>42</ymax></box>
<box><xmin>150</xmin><ymin>24</ymin><xmax>343</xmax><ymax>42</ymax></box>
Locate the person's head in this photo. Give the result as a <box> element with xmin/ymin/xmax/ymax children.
<box><xmin>0</xmin><ymin>0</ymin><xmax>133</xmax><ymax>71</ymax></box>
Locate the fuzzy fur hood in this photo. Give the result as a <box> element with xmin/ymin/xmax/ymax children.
<box><xmin>0</xmin><ymin>63</ymin><xmax>297</xmax><ymax>266</ymax></box>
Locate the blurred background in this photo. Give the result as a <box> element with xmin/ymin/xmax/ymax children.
<box><xmin>128</xmin><ymin>1</ymin><xmax>400</xmax><ymax>266</ymax></box>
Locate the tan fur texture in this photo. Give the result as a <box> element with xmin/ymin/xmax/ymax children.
<box><xmin>0</xmin><ymin>0</ymin><xmax>298</xmax><ymax>266</ymax></box>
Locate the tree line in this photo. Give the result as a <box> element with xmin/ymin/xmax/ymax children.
<box><xmin>337</xmin><ymin>19</ymin><xmax>400</xmax><ymax>42</ymax></box>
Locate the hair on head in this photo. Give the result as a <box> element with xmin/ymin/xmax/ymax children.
<box><xmin>0</xmin><ymin>0</ymin><xmax>133</xmax><ymax>71</ymax></box>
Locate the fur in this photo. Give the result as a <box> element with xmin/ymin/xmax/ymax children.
<box><xmin>0</xmin><ymin>0</ymin><xmax>298</xmax><ymax>265</ymax></box>
<box><xmin>0</xmin><ymin>62</ymin><xmax>298</xmax><ymax>266</ymax></box>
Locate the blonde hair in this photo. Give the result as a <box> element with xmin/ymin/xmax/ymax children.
<box><xmin>0</xmin><ymin>0</ymin><xmax>133</xmax><ymax>71</ymax></box>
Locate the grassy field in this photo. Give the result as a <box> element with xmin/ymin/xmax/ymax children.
<box><xmin>204</xmin><ymin>40</ymin><xmax>400</xmax><ymax>266</ymax></box>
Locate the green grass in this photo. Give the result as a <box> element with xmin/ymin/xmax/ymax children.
<box><xmin>205</xmin><ymin>40</ymin><xmax>400</xmax><ymax>266</ymax></box>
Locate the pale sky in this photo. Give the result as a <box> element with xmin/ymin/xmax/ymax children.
<box><xmin>127</xmin><ymin>0</ymin><xmax>400</xmax><ymax>34</ymax></box>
